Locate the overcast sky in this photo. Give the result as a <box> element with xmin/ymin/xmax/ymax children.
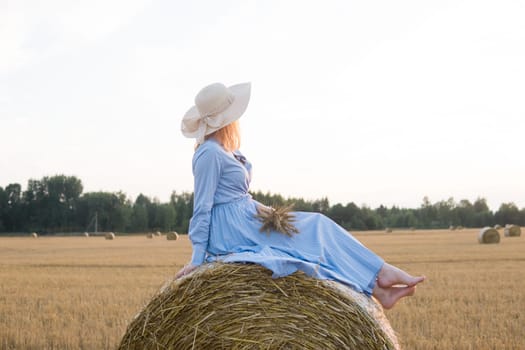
<box><xmin>2</xmin><ymin>0</ymin><xmax>524</xmax><ymax>211</ymax></box>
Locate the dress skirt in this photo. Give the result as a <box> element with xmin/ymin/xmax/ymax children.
<box><xmin>205</xmin><ymin>195</ymin><xmax>384</xmax><ymax>295</ymax></box>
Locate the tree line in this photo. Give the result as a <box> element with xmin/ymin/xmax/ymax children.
<box><xmin>0</xmin><ymin>175</ymin><xmax>524</xmax><ymax>235</ymax></box>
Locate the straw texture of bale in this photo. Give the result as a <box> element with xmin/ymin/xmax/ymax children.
<box><xmin>385</xmin><ymin>227</ymin><xmax>392</xmax><ymax>233</ymax></box>
<box><xmin>166</xmin><ymin>231</ymin><xmax>179</xmax><ymax>241</ymax></box>
<box><xmin>146</xmin><ymin>233</ymin><xmax>154</xmax><ymax>239</ymax></box>
<box><xmin>105</xmin><ymin>232</ymin><xmax>115</xmax><ymax>240</ymax></box>
<box><xmin>156</xmin><ymin>231</ymin><xmax>162</xmax><ymax>236</ymax></box>
<box><xmin>504</xmin><ymin>225</ymin><xmax>521</xmax><ymax>237</ymax></box>
<box><xmin>31</xmin><ymin>232</ymin><xmax>38</xmax><ymax>238</ymax></box>
<box><xmin>478</xmin><ymin>227</ymin><xmax>500</xmax><ymax>244</ymax></box>
<box><xmin>119</xmin><ymin>263</ymin><xmax>399</xmax><ymax>350</ymax></box>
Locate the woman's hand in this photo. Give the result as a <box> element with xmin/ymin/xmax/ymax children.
<box><xmin>175</xmin><ymin>263</ymin><xmax>198</xmax><ymax>279</ymax></box>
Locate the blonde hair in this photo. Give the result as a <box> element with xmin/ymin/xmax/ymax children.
<box><xmin>204</xmin><ymin>120</ymin><xmax>241</xmax><ymax>152</ymax></box>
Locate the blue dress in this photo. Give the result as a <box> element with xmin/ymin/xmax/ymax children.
<box><xmin>188</xmin><ymin>139</ymin><xmax>384</xmax><ymax>295</ymax></box>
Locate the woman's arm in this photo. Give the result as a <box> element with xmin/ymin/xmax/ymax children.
<box><xmin>188</xmin><ymin>144</ymin><xmax>222</xmax><ymax>266</ymax></box>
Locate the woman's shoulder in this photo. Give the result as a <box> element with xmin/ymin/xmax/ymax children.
<box><xmin>196</xmin><ymin>139</ymin><xmax>223</xmax><ymax>153</ymax></box>
<box><xmin>193</xmin><ymin>139</ymin><xmax>225</xmax><ymax>163</ymax></box>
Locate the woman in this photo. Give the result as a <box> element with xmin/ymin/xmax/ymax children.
<box><xmin>177</xmin><ymin>82</ymin><xmax>425</xmax><ymax>309</ymax></box>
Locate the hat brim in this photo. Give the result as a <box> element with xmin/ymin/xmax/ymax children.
<box><xmin>182</xmin><ymin>82</ymin><xmax>251</xmax><ymax>138</ymax></box>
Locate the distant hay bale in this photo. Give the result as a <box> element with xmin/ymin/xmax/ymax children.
<box><xmin>385</xmin><ymin>227</ymin><xmax>392</xmax><ymax>233</ymax></box>
<box><xmin>83</xmin><ymin>232</ymin><xmax>90</xmax><ymax>237</ymax></box>
<box><xmin>410</xmin><ymin>227</ymin><xmax>416</xmax><ymax>231</ymax></box>
<box><xmin>118</xmin><ymin>263</ymin><xmax>399</xmax><ymax>350</ymax></box>
<box><xmin>31</xmin><ymin>232</ymin><xmax>38</xmax><ymax>238</ymax></box>
<box><xmin>494</xmin><ymin>224</ymin><xmax>502</xmax><ymax>230</ymax></box>
<box><xmin>457</xmin><ymin>225</ymin><xmax>464</xmax><ymax>230</ymax></box>
<box><xmin>449</xmin><ymin>225</ymin><xmax>456</xmax><ymax>231</ymax></box>
<box><xmin>155</xmin><ymin>231</ymin><xmax>162</xmax><ymax>237</ymax></box>
<box><xmin>504</xmin><ymin>225</ymin><xmax>521</xmax><ymax>237</ymax></box>
<box><xmin>146</xmin><ymin>233</ymin><xmax>154</xmax><ymax>239</ymax></box>
<box><xmin>105</xmin><ymin>232</ymin><xmax>115</xmax><ymax>240</ymax></box>
<box><xmin>166</xmin><ymin>232</ymin><xmax>179</xmax><ymax>241</ymax></box>
<box><xmin>478</xmin><ymin>227</ymin><xmax>500</xmax><ymax>244</ymax></box>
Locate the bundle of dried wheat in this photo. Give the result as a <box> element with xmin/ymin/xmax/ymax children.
<box><xmin>255</xmin><ymin>204</ymin><xmax>299</xmax><ymax>237</ymax></box>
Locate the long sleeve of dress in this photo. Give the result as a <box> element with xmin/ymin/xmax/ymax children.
<box><xmin>188</xmin><ymin>145</ymin><xmax>222</xmax><ymax>266</ymax></box>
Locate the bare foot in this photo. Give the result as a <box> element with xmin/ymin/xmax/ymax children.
<box><xmin>373</xmin><ymin>285</ymin><xmax>416</xmax><ymax>309</ymax></box>
<box><xmin>377</xmin><ymin>263</ymin><xmax>425</xmax><ymax>288</ymax></box>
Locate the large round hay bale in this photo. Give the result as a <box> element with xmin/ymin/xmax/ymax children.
<box><xmin>31</xmin><ymin>232</ymin><xmax>38</xmax><ymax>238</ymax></box>
<box><xmin>385</xmin><ymin>227</ymin><xmax>392</xmax><ymax>233</ymax></box>
<box><xmin>83</xmin><ymin>232</ymin><xmax>90</xmax><ymax>237</ymax></box>
<box><xmin>504</xmin><ymin>224</ymin><xmax>521</xmax><ymax>237</ymax></box>
<box><xmin>105</xmin><ymin>232</ymin><xmax>115</xmax><ymax>240</ymax></box>
<box><xmin>478</xmin><ymin>227</ymin><xmax>500</xmax><ymax>244</ymax></box>
<box><xmin>146</xmin><ymin>233</ymin><xmax>154</xmax><ymax>239</ymax></box>
<box><xmin>449</xmin><ymin>225</ymin><xmax>456</xmax><ymax>231</ymax></box>
<box><xmin>119</xmin><ymin>263</ymin><xmax>399</xmax><ymax>350</ymax></box>
<box><xmin>166</xmin><ymin>231</ymin><xmax>179</xmax><ymax>241</ymax></box>
<box><xmin>155</xmin><ymin>231</ymin><xmax>162</xmax><ymax>237</ymax></box>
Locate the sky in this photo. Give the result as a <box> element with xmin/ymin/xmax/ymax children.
<box><xmin>2</xmin><ymin>0</ymin><xmax>524</xmax><ymax>211</ymax></box>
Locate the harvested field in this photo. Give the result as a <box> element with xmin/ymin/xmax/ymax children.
<box><xmin>0</xmin><ymin>229</ymin><xmax>524</xmax><ymax>349</ymax></box>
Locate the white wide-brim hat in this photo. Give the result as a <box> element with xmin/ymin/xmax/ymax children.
<box><xmin>181</xmin><ymin>82</ymin><xmax>251</xmax><ymax>144</ymax></box>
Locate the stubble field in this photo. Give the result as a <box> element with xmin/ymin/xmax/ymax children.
<box><xmin>0</xmin><ymin>228</ymin><xmax>523</xmax><ymax>349</ymax></box>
